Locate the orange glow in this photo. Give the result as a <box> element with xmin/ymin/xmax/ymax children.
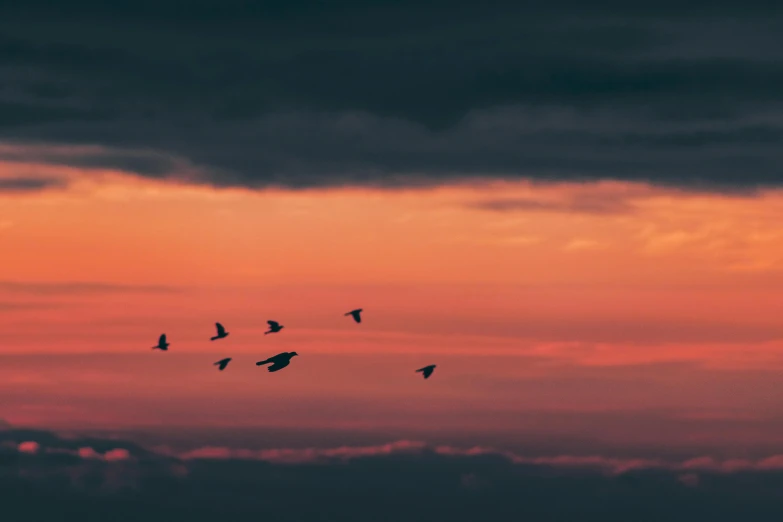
<box><xmin>2</xmin><ymin>164</ymin><xmax>783</xmax><ymax>442</ymax></box>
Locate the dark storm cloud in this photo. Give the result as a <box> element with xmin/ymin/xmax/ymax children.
<box><xmin>0</xmin><ymin>1</ymin><xmax>782</xmax><ymax>191</ymax></box>
<box><xmin>0</xmin><ymin>143</ymin><xmax>185</xmax><ymax>176</ymax></box>
<box><xmin>4</xmin><ymin>427</ymin><xmax>783</xmax><ymax>521</ymax></box>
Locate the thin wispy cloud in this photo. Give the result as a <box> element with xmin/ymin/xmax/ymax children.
<box><xmin>0</xmin><ymin>300</ymin><xmax>63</xmax><ymax>311</ymax></box>
<box><xmin>0</xmin><ymin>281</ymin><xmax>181</xmax><ymax>295</ymax></box>
<box><xmin>469</xmin><ymin>195</ymin><xmax>636</xmax><ymax>215</ymax></box>
<box><xmin>175</xmin><ymin>440</ymin><xmax>783</xmax><ymax>475</ymax></box>
<box><xmin>0</xmin><ymin>177</ymin><xmax>65</xmax><ymax>193</ymax></box>
<box><xmin>563</xmin><ymin>239</ymin><xmax>605</xmax><ymax>251</ymax></box>
<box><xmin>12</xmin><ymin>427</ymin><xmax>783</xmax><ymax>480</ymax></box>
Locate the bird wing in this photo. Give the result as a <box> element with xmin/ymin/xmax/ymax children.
<box><xmin>159</xmin><ymin>334</ymin><xmax>166</xmax><ymax>344</ymax></box>
<box><xmin>267</xmin><ymin>320</ymin><xmax>279</xmax><ymax>328</ymax></box>
<box><xmin>267</xmin><ymin>359</ymin><xmax>290</xmax><ymax>372</ymax></box>
<box><xmin>353</xmin><ymin>312</ymin><xmax>362</xmax><ymax>323</ymax></box>
<box><xmin>416</xmin><ymin>365</ymin><xmax>435</xmax><ymax>376</ymax></box>
<box><xmin>216</xmin><ymin>323</ymin><xmax>225</xmax><ymax>335</ymax></box>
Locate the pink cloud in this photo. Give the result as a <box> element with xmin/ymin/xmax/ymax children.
<box><xmin>15</xmin><ymin>434</ymin><xmax>783</xmax><ymax>479</ymax></box>
<box><xmin>75</xmin><ymin>446</ymin><xmax>132</xmax><ymax>462</ymax></box>
<box><xmin>104</xmin><ymin>448</ymin><xmax>131</xmax><ymax>461</ymax></box>
<box><xmin>521</xmin><ymin>455</ymin><xmax>663</xmax><ymax>474</ymax></box>
<box><xmin>77</xmin><ymin>447</ymin><xmax>101</xmax><ymax>459</ymax></box>
<box><xmin>34</xmin><ymin>445</ymin><xmax>134</xmax><ymax>462</ymax></box>
<box><xmin>17</xmin><ymin>441</ymin><xmax>40</xmax><ymax>454</ymax></box>
<box><xmin>180</xmin><ymin>447</ymin><xmax>233</xmax><ymax>459</ymax></box>
<box><xmin>757</xmin><ymin>455</ymin><xmax>783</xmax><ymax>470</ymax></box>
<box><xmin>179</xmin><ymin>440</ymin><xmax>427</xmax><ymax>464</ymax></box>
<box><xmin>175</xmin><ymin>440</ymin><xmax>783</xmax><ymax>476</ymax></box>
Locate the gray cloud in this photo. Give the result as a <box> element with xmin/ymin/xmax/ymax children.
<box><xmin>5</xmin><ymin>427</ymin><xmax>783</xmax><ymax>521</ymax></box>
<box><xmin>0</xmin><ymin>144</ymin><xmax>183</xmax><ymax>176</ymax></box>
<box><xmin>0</xmin><ymin>2</ymin><xmax>782</xmax><ymax>192</ymax></box>
<box><xmin>468</xmin><ymin>194</ymin><xmax>638</xmax><ymax>215</ymax></box>
<box><xmin>0</xmin><ymin>177</ymin><xmax>64</xmax><ymax>192</ymax></box>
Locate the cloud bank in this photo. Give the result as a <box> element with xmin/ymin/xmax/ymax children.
<box><xmin>173</xmin><ymin>439</ymin><xmax>783</xmax><ymax>475</ymax></box>
<box><xmin>1</xmin><ymin>1</ymin><xmax>782</xmax><ymax>192</ymax></box>
<box><xmin>4</xmin><ymin>426</ymin><xmax>783</xmax><ymax>521</ymax></box>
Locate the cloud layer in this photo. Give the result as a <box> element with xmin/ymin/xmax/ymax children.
<box><xmin>174</xmin><ymin>439</ymin><xmax>783</xmax><ymax>476</ymax></box>
<box><xmin>1</xmin><ymin>1</ymin><xmax>782</xmax><ymax>191</ymax></box>
<box><xmin>4</xmin><ymin>425</ymin><xmax>783</xmax><ymax>521</ymax></box>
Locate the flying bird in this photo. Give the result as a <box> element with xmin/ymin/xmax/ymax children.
<box><xmin>416</xmin><ymin>365</ymin><xmax>436</xmax><ymax>379</ymax></box>
<box><xmin>214</xmin><ymin>357</ymin><xmax>232</xmax><ymax>371</ymax></box>
<box><xmin>152</xmin><ymin>334</ymin><xmax>169</xmax><ymax>351</ymax></box>
<box><xmin>264</xmin><ymin>320</ymin><xmax>284</xmax><ymax>335</ymax></box>
<box><xmin>211</xmin><ymin>322</ymin><xmax>229</xmax><ymax>341</ymax></box>
<box><xmin>345</xmin><ymin>308</ymin><xmax>363</xmax><ymax>323</ymax></box>
<box><xmin>256</xmin><ymin>351</ymin><xmax>298</xmax><ymax>372</ymax></box>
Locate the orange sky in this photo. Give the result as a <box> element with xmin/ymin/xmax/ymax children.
<box><xmin>2</xmin><ymin>164</ymin><xmax>783</xmax><ymax>446</ymax></box>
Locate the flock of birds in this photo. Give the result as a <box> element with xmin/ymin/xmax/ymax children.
<box><xmin>150</xmin><ymin>308</ymin><xmax>438</xmax><ymax>379</ymax></box>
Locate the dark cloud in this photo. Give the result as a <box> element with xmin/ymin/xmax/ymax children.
<box><xmin>0</xmin><ymin>144</ymin><xmax>183</xmax><ymax>176</ymax></box>
<box><xmin>0</xmin><ymin>2</ymin><xmax>782</xmax><ymax>191</ymax></box>
<box><xmin>1</xmin><ymin>428</ymin><xmax>152</xmax><ymax>459</ymax></box>
<box><xmin>4</xmin><ymin>427</ymin><xmax>783</xmax><ymax>521</ymax></box>
<box><xmin>0</xmin><ymin>177</ymin><xmax>63</xmax><ymax>192</ymax></box>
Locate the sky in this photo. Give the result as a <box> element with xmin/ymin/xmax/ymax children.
<box><xmin>2</xmin><ymin>1</ymin><xmax>783</xmax><ymax>520</ymax></box>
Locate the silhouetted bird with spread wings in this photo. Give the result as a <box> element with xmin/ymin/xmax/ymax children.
<box><xmin>214</xmin><ymin>357</ymin><xmax>232</xmax><ymax>371</ymax></box>
<box><xmin>264</xmin><ymin>320</ymin><xmax>284</xmax><ymax>335</ymax></box>
<box><xmin>211</xmin><ymin>322</ymin><xmax>229</xmax><ymax>341</ymax></box>
<box><xmin>256</xmin><ymin>352</ymin><xmax>298</xmax><ymax>372</ymax></box>
<box><xmin>345</xmin><ymin>308</ymin><xmax>363</xmax><ymax>323</ymax></box>
<box><xmin>416</xmin><ymin>365</ymin><xmax>436</xmax><ymax>379</ymax></box>
<box><xmin>152</xmin><ymin>334</ymin><xmax>169</xmax><ymax>351</ymax></box>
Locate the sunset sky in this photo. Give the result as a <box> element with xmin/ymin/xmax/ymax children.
<box><xmin>3</xmin><ymin>167</ymin><xmax>783</xmax><ymax>450</ymax></box>
<box><xmin>2</xmin><ymin>2</ymin><xmax>783</xmax><ymax>520</ymax></box>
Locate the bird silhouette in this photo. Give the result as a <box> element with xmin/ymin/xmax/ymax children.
<box><xmin>214</xmin><ymin>357</ymin><xmax>232</xmax><ymax>371</ymax></box>
<box><xmin>211</xmin><ymin>322</ymin><xmax>229</xmax><ymax>341</ymax></box>
<box><xmin>416</xmin><ymin>365</ymin><xmax>436</xmax><ymax>379</ymax></box>
<box><xmin>256</xmin><ymin>351</ymin><xmax>298</xmax><ymax>372</ymax></box>
<box><xmin>264</xmin><ymin>320</ymin><xmax>284</xmax><ymax>335</ymax></box>
<box><xmin>152</xmin><ymin>334</ymin><xmax>169</xmax><ymax>351</ymax></box>
<box><xmin>345</xmin><ymin>308</ymin><xmax>363</xmax><ymax>323</ymax></box>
